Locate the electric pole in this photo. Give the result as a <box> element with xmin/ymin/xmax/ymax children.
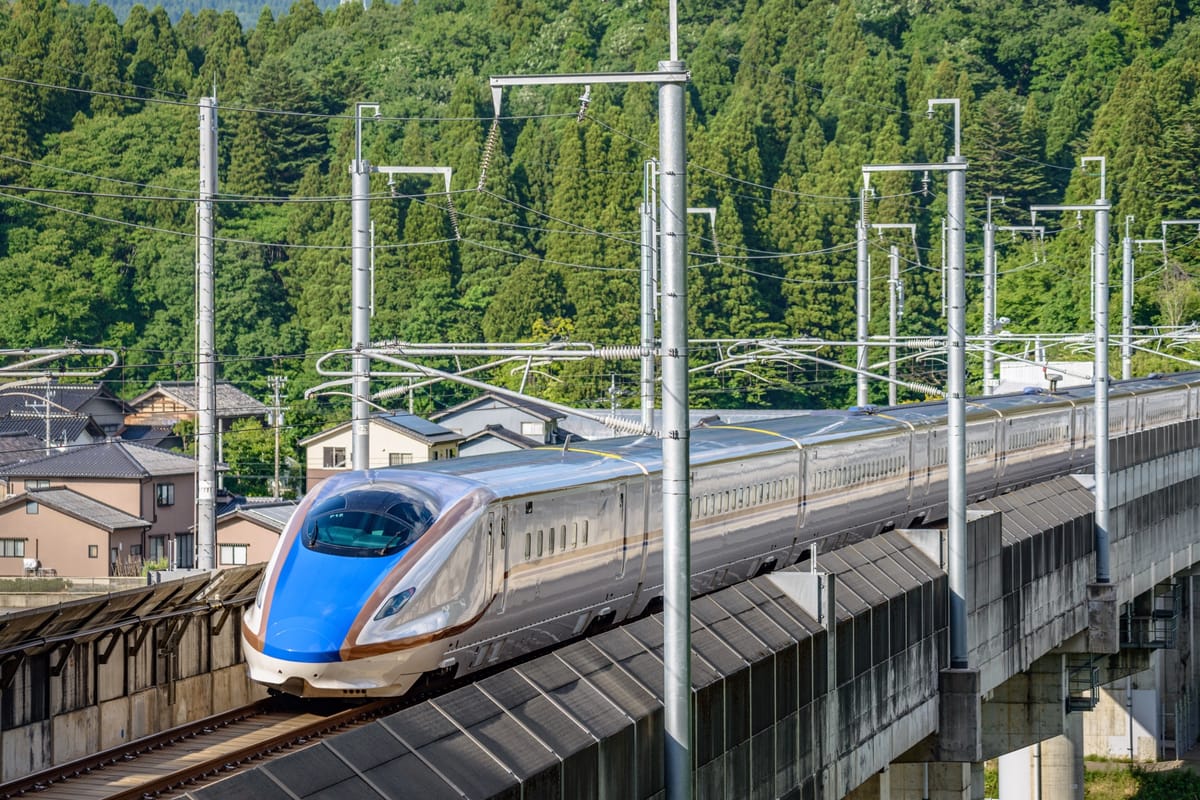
<box><xmin>268</xmin><ymin>375</ymin><xmax>288</xmax><ymax>499</ymax></box>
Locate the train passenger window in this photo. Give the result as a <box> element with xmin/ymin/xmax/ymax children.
<box><xmin>548</xmin><ymin>527</ymin><xmax>555</xmax><ymax>554</ymax></box>
<box><xmin>560</xmin><ymin>526</ymin><xmax>566</xmax><ymax>551</ymax></box>
<box><xmin>537</xmin><ymin>530</ymin><xmax>544</xmax><ymax>557</ymax></box>
<box><xmin>525</xmin><ymin>533</ymin><xmax>531</xmax><ymax>560</ymax></box>
<box><xmin>583</xmin><ymin>520</ymin><xmax>589</xmax><ymax>545</ymax></box>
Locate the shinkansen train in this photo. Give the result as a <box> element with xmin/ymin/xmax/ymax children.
<box><xmin>242</xmin><ymin>371</ymin><xmax>1200</xmax><ymax>697</ymax></box>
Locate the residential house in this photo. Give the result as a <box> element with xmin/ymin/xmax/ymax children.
<box><xmin>124</xmin><ymin>381</ymin><xmax>268</xmax><ymax>466</ymax></box>
<box><xmin>0</xmin><ymin>414</ymin><xmax>107</xmax><ymax>454</ymax></box>
<box><xmin>0</xmin><ymin>488</ymin><xmax>150</xmax><ymax>578</ymax></box>
<box><xmin>214</xmin><ymin>499</ymin><xmax>297</xmax><ymax>569</ymax></box>
<box><xmin>125</xmin><ymin>381</ymin><xmax>269</xmax><ymax>426</ymax></box>
<box><xmin>0</xmin><ymin>382</ymin><xmax>131</xmax><ymax>437</ymax></box>
<box><xmin>430</xmin><ymin>392</ymin><xmax>566</xmax><ymax>444</ymax></box>
<box><xmin>299</xmin><ymin>412</ymin><xmax>463</xmax><ymax>491</ymax></box>
<box><xmin>0</xmin><ymin>440</ymin><xmax>200</xmax><ymax>574</ymax></box>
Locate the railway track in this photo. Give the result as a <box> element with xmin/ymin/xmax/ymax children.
<box><xmin>0</xmin><ymin>696</ymin><xmax>400</xmax><ymax>799</ymax></box>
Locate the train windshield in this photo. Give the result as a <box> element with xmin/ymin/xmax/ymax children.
<box><xmin>299</xmin><ymin>486</ymin><xmax>438</xmax><ymax>557</ymax></box>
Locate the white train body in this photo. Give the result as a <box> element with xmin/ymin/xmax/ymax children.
<box><xmin>242</xmin><ymin>373</ymin><xmax>1200</xmax><ymax>697</ymax></box>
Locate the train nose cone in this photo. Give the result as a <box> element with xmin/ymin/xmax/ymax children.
<box><xmin>263</xmin><ymin>616</ymin><xmax>348</xmax><ymax>662</ymax></box>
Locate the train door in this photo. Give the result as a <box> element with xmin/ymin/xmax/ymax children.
<box><xmin>998</xmin><ymin>417</ymin><xmax>1009</xmax><ymax>478</ymax></box>
<box><xmin>796</xmin><ymin>449</ymin><xmax>808</xmax><ymax>528</ymax></box>
<box><xmin>493</xmin><ymin>507</ymin><xmax>510</xmax><ymax>613</ymax></box>
<box><xmin>617</xmin><ymin>483</ymin><xmax>628</xmax><ymax>579</ymax></box>
<box><xmin>485</xmin><ymin>511</ymin><xmax>495</xmax><ymax>604</ymax></box>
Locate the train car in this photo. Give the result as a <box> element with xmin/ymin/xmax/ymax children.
<box><xmin>242</xmin><ymin>371</ymin><xmax>1200</xmax><ymax>697</ymax></box>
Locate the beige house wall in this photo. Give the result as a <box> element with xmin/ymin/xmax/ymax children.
<box><xmin>303</xmin><ymin>423</ymin><xmax>457</xmax><ymax>491</ymax></box>
<box><xmin>0</xmin><ymin>504</ymin><xmax>122</xmax><ymax>578</ymax></box>
<box><xmin>215</xmin><ymin>518</ymin><xmax>282</xmax><ymax>568</ymax></box>
<box><xmin>9</xmin><ymin>477</ymin><xmax>194</xmax><ymax>540</ymax></box>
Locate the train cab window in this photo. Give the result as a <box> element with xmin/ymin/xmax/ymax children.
<box><xmin>300</xmin><ymin>485</ymin><xmax>437</xmax><ymax>557</ymax></box>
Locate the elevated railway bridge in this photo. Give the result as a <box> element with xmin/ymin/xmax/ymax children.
<box><xmin>3</xmin><ymin>418</ymin><xmax>1200</xmax><ymax>798</ymax></box>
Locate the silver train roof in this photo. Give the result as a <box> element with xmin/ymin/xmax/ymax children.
<box><xmin>360</xmin><ymin>370</ymin><xmax>1200</xmax><ymax>501</ymax></box>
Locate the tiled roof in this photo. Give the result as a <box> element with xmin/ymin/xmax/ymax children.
<box><xmin>129</xmin><ymin>382</ymin><xmax>268</xmax><ymax>417</ymax></box>
<box><xmin>0</xmin><ymin>383</ymin><xmax>128</xmax><ymax>415</ymax></box>
<box><xmin>217</xmin><ymin>499</ymin><xmax>298</xmax><ymax>533</ymax></box>
<box><xmin>0</xmin><ymin>439</ymin><xmax>196</xmax><ymax>479</ymax></box>
<box><xmin>1</xmin><ymin>488</ymin><xmax>150</xmax><ymax>532</ymax></box>
<box><xmin>0</xmin><ymin>431</ymin><xmax>47</xmax><ymax>465</ymax></box>
<box><xmin>462</xmin><ymin>424</ymin><xmax>541</xmax><ymax>449</ymax></box>
<box><xmin>0</xmin><ymin>414</ymin><xmax>101</xmax><ymax>444</ymax></box>
<box><xmin>119</xmin><ymin>424</ymin><xmax>181</xmax><ymax>449</ymax></box>
<box><xmin>299</xmin><ymin>412</ymin><xmax>463</xmax><ymax>447</ymax></box>
<box><xmin>430</xmin><ymin>392</ymin><xmax>565</xmax><ymax>423</ymax></box>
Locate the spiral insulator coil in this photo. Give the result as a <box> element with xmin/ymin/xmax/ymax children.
<box><xmin>476</xmin><ymin>119</ymin><xmax>500</xmax><ymax>192</ymax></box>
<box><xmin>595</xmin><ymin>346</ymin><xmax>654</xmax><ymax>359</ymax></box>
<box><xmin>446</xmin><ymin>194</ymin><xmax>462</xmax><ymax>240</ymax></box>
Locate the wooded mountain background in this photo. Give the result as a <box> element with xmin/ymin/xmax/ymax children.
<box><xmin>2</xmin><ymin>0</ymin><xmax>1200</xmax><ymax>488</ymax></box>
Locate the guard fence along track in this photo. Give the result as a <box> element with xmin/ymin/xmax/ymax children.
<box><xmin>0</xmin><ymin>696</ymin><xmax>399</xmax><ymax>799</ymax></box>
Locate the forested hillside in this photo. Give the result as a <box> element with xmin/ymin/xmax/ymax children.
<box><xmin>2</xmin><ymin>0</ymin><xmax>1199</xmax><ymax>463</ymax></box>
<box><xmin>92</xmin><ymin>0</ymin><xmax>338</xmax><ymax>28</ymax></box>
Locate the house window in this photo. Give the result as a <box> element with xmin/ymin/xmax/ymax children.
<box><xmin>176</xmin><ymin>533</ymin><xmax>195</xmax><ymax>569</ymax></box>
<box><xmin>88</xmin><ymin>545</ymin><xmax>99</xmax><ymax>559</ymax></box>
<box><xmin>323</xmin><ymin>447</ymin><xmax>347</xmax><ymax>468</ymax></box>
<box><xmin>388</xmin><ymin>453</ymin><xmax>413</xmax><ymax>466</ymax></box>
<box><xmin>219</xmin><ymin>544</ymin><xmax>249</xmax><ymax>566</ymax></box>
<box><xmin>148</xmin><ymin>535</ymin><xmax>167</xmax><ymax>562</ymax></box>
<box><xmin>25</xmin><ymin>501</ymin><xmax>37</xmax><ymax>515</ymax></box>
<box><xmin>155</xmin><ymin>483</ymin><xmax>175</xmax><ymax>506</ymax></box>
<box><xmin>0</xmin><ymin>539</ymin><xmax>25</xmax><ymax>557</ymax></box>
<box><xmin>24</xmin><ymin>480</ymin><xmax>49</xmax><ymax>491</ymax></box>
<box><xmin>520</xmin><ymin>421</ymin><xmax>541</xmax><ymax>437</ymax></box>
<box><xmin>129</xmin><ymin>544</ymin><xmax>142</xmax><ymax>557</ymax></box>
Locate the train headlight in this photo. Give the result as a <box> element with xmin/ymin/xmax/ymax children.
<box><xmin>374</xmin><ymin>587</ymin><xmax>416</xmax><ymax>621</ymax></box>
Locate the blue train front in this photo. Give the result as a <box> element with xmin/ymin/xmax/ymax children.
<box><xmin>241</xmin><ymin>469</ymin><xmax>494</xmax><ymax>697</ymax></box>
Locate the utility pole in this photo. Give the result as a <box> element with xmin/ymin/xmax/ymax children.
<box><xmin>982</xmin><ymin>196</ymin><xmax>1004</xmax><ymax>396</ymax></box>
<box><xmin>349</xmin><ymin>102</ymin><xmax>454</xmax><ymax>470</ymax></box>
<box><xmin>869</xmin><ymin>223</ymin><xmax>916</xmax><ymax>406</ymax></box>
<box><xmin>856</xmin><ymin>183</ymin><xmax>870</xmax><ymax>407</ymax></box>
<box><xmin>196</xmin><ymin>95</ymin><xmax>218</xmax><ymax>571</ymax></box>
<box><xmin>268</xmin><ymin>375</ymin><xmax>287</xmax><ymax>499</ymax></box>
<box><xmin>1031</xmin><ymin>155</ymin><xmax>1112</xmax><ymax>583</ymax></box>
<box><xmin>986</xmin><ymin>224</ymin><xmax>1044</xmax><ymax>391</ymax></box>
<box><xmin>1121</xmin><ymin>216</ymin><xmax>1165</xmax><ymax>381</ymax></box>
<box><xmin>351</xmin><ymin>102</ymin><xmax>378</xmax><ymax>472</ymax></box>
<box><xmin>862</xmin><ymin>96</ymin><xmax>968</xmax><ymax>667</ymax></box>
<box><xmin>888</xmin><ymin>244</ymin><xmax>901</xmax><ymax>407</ymax></box>
<box><xmin>490</xmin><ymin>40</ymin><xmax>692</xmax><ymax>799</ymax></box>
<box><xmin>640</xmin><ymin>159</ymin><xmax>658</xmax><ymax>431</ymax></box>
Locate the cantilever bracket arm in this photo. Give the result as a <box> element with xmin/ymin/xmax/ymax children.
<box><xmin>489</xmin><ymin>69</ymin><xmax>690</xmax><ymax>117</ymax></box>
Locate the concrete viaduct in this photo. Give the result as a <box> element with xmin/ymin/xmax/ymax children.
<box><xmin>4</xmin><ymin>418</ymin><xmax>1200</xmax><ymax>798</ymax></box>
